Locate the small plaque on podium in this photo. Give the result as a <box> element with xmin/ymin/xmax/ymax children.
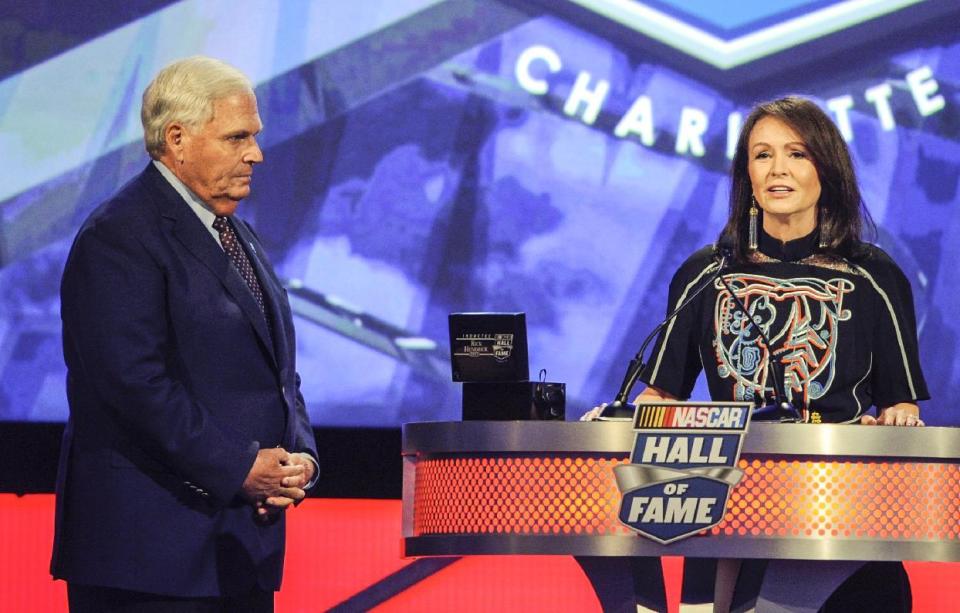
<box><xmin>448</xmin><ymin>312</ymin><xmax>529</xmax><ymax>382</ymax></box>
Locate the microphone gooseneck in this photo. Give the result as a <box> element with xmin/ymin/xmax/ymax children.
<box><xmin>603</xmin><ymin>244</ymin><xmax>731</xmax><ymax>418</ymax></box>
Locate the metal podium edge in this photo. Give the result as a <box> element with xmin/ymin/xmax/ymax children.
<box><xmin>402</xmin><ymin>421</ymin><xmax>960</xmax><ymax>459</ymax></box>
<box><xmin>403</xmin><ymin>534</ymin><xmax>960</xmax><ymax>562</ymax></box>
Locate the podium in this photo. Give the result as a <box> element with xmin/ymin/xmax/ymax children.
<box><xmin>402</xmin><ymin>421</ymin><xmax>960</xmax><ymax>610</ymax></box>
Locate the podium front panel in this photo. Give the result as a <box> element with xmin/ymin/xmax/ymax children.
<box><xmin>402</xmin><ymin>422</ymin><xmax>960</xmax><ymax>561</ymax></box>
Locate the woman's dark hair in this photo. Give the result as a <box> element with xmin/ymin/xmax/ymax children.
<box><xmin>720</xmin><ymin>96</ymin><xmax>876</xmax><ymax>261</ymax></box>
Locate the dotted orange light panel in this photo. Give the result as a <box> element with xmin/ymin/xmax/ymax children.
<box><xmin>412</xmin><ymin>456</ymin><xmax>960</xmax><ymax>541</ymax></box>
<box><xmin>711</xmin><ymin>459</ymin><xmax>960</xmax><ymax>540</ymax></box>
<box><xmin>413</xmin><ymin>457</ymin><xmax>634</xmax><ymax>536</ymax></box>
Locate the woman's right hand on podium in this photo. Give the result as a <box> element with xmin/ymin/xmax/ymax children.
<box><xmin>579</xmin><ymin>404</ymin><xmax>607</xmax><ymax>421</ymax></box>
<box><xmin>579</xmin><ymin>387</ymin><xmax>677</xmax><ymax>421</ymax></box>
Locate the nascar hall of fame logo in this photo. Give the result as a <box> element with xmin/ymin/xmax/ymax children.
<box><xmin>614</xmin><ymin>401</ymin><xmax>752</xmax><ymax>544</ymax></box>
<box><xmin>492</xmin><ymin>333</ymin><xmax>514</xmax><ymax>361</ymax></box>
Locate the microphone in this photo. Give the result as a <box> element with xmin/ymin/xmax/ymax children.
<box><xmin>713</xmin><ymin>265</ymin><xmax>801</xmax><ymax>422</ymax></box>
<box><xmin>600</xmin><ymin>241</ymin><xmax>732</xmax><ymax>419</ymax></box>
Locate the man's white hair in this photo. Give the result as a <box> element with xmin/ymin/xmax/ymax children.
<box><xmin>141</xmin><ymin>56</ymin><xmax>253</xmax><ymax>159</ymax></box>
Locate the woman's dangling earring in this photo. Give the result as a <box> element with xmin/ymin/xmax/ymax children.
<box><xmin>748</xmin><ymin>196</ymin><xmax>759</xmax><ymax>251</ymax></box>
<box><xmin>818</xmin><ymin>210</ymin><xmax>828</xmax><ymax>249</ymax></box>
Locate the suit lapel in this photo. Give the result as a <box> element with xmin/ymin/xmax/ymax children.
<box><xmin>231</xmin><ymin>220</ymin><xmax>298</xmax><ymax>437</ymax></box>
<box><xmin>144</xmin><ymin>165</ymin><xmax>279</xmax><ymax>370</ymax></box>
<box><xmin>231</xmin><ymin>218</ymin><xmax>290</xmax><ymax>370</ymax></box>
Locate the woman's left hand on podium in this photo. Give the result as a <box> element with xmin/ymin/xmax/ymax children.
<box><xmin>860</xmin><ymin>403</ymin><xmax>924</xmax><ymax>427</ymax></box>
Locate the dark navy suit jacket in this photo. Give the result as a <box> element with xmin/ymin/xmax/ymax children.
<box><xmin>51</xmin><ymin>163</ymin><xmax>318</xmax><ymax>597</ymax></box>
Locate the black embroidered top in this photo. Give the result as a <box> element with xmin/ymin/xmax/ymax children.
<box><xmin>639</xmin><ymin>228</ymin><xmax>929</xmax><ymax>423</ymax></box>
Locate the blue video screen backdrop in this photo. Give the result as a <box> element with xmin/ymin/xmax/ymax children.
<box><xmin>1</xmin><ymin>0</ymin><xmax>958</xmax><ymax>426</ymax></box>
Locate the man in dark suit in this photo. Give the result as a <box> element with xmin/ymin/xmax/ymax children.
<box><xmin>51</xmin><ymin>56</ymin><xmax>318</xmax><ymax>612</ymax></box>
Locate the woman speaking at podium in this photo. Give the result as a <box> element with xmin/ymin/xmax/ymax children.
<box><xmin>635</xmin><ymin>95</ymin><xmax>928</xmax><ymax>430</ymax></box>
<box><xmin>586</xmin><ymin>96</ymin><xmax>929</xmax><ymax>611</ymax></box>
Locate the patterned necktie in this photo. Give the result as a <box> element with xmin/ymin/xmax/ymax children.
<box><xmin>212</xmin><ymin>216</ymin><xmax>266</xmax><ymax>315</ymax></box>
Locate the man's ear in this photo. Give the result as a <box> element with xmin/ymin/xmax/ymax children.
<box><xmin>165</xmin><ymin>123</ymin><xmax>186</xmax><ymax>162</ymax></box>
